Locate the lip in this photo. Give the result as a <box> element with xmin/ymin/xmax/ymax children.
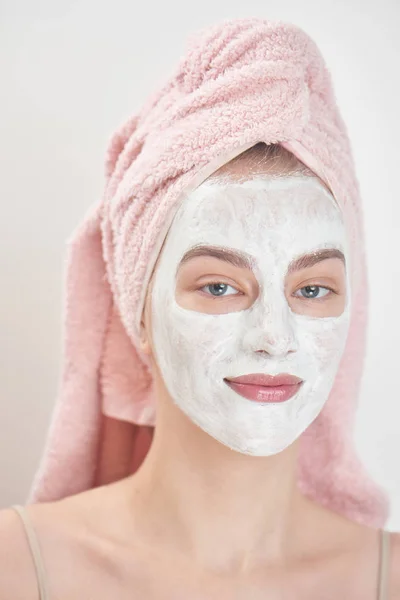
<box><xmin>226</xmin><ymin>373</ymin><xmax>303</xmax><ymax>386</ymax></box>
<box><xmin>224</xmin><ymin>373</ymin><xmax>303</xmax><ymax>404</ymax></box>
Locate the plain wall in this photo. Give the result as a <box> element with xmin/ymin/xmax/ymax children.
<box><xmin>1</xmin><ymin>0</ymin><xmax>399</xmax><ymax>529</ymax></box>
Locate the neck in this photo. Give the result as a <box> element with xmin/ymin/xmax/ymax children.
<box><xmin>123</xmin><ymin>398</ymin><xmax>315</xmax><ymax>573</ymax></box>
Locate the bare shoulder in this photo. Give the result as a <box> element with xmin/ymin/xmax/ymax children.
<box><xmin>390</xmin><ymin>531</ymin><xmax>400</xmax><ymax>597</ymax></box>
<box><xmin>0</xmin><ymin>488</ymin><xmax>112</xmax><ymax>600</ymax></box>
<box><xmin>1</xmin><ymin>486</ymin><xmax>128</xmax><ymax>599</ymax></box>
<box><xmin>0</xmin><ymin>506</ymin><xmax>39</xmax><ymax>600</ymax></box>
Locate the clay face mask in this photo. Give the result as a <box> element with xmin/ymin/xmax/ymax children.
<box><xmin>149</xmin><ymin>176</ymin><xmax>351</xmax><ymax>455</ymax></box>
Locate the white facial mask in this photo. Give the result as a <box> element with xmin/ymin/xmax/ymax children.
<box><xmin>149</xmin><ymin>176</ymin><xmax>351</xmax><ymax>455</ymax></box>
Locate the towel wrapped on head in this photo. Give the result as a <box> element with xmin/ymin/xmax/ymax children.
<box><xmin>28</xmin><ymin>17</ymin><xmax>389</xmax><ymax>528</ymax></box>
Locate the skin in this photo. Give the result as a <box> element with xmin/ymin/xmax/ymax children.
<box><xmin>0</xmin><ymin>160</ymin><xmax>399</xmax><ymax>599</ymax></box>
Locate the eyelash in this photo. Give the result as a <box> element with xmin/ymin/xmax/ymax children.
<box><xmin>292</xmin><ymin>285</ymin><xmax>336</xmax><ymax>300</ymax></box>
<box><xmin>198</xmin><ymin>281</ymin><xmax>337</xmax><ymax>300</ymax></box>
<box><xmin>198</xmin><ymin>281</ymin><xmax>241</xmax><ymax>298</ymax></box>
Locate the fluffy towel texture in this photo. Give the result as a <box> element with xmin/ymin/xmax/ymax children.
<box><xmin>28</xmin><ymin>17</ymin><xmax>389</xmax><ymax>527</ymax></box>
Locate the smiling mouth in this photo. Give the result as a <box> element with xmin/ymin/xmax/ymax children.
<box><xmin>224</xmin><ymin>373</ymin><xmax>303</xmax><ymax>404</ymax></box>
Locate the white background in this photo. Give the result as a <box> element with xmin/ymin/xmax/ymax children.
<box><xmin>1</xmin><ymin>0</ymin><xmax>399</xmax><ymax>529</ymax></box>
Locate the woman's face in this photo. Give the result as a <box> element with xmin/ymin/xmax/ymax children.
<box><xmin>143</xmin><ymin>175</ymin><xmax>351</xmax><ymax>456</ymax></box>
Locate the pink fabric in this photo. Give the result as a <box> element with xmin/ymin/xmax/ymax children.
<box><xmin>28</xmin><ymin>17</ymin><xmax>389</xmax><ymax>527</ymax></box>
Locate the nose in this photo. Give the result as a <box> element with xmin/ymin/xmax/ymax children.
<box><xmin>243</xmin><ymin>305</ymin><xmax>298</xmax><ymax>358</ymax></box>
<box><xmin>255</xmin><ymin>340</ymin><xmax>297</xmax><ymax>358</ymax></box>
<box><xmin>254</xmin><ymin>332</ymin><xmax>297</xmax><ymax>358</ymax></box>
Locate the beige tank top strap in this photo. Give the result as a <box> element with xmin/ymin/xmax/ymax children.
<box><xmin>11</xmin><ymin>504</ymin><xmax>50</xmax><ymax>600</ymax></box>
<box><xmin>8</xmin><ymin>505</ymin><xmax>392</xmax><ymax>600</ymax></box>
<box><xmin>378</xmin><ymin>529</ymin><xmax>391</xmax><ymax>600</ymax></box>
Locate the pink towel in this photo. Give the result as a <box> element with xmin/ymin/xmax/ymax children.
<box><xmin>28</xmin><ymin>17</ymin><xmax>389</xmax><ymax>527</ymax></box>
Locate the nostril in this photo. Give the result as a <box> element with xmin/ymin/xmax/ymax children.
<box><xmin>254</xmin><ymin>336</ymin><xmax>297</xmax><ymax>356</ymax></box>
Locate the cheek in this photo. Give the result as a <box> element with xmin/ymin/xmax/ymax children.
<box><xmin>296</xmin><ymin>315</ymin><xmax>350</xmax><ymax>369</ymax></box>
<box><xmin>154</xmin><ymin>303</ymin><xmax>243</xmax><ymax>364</ymax></box>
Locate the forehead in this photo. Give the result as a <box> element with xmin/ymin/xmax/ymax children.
<box><xmin>169</xmin><ymin>176</ymin><xmax>345</xmax><ymax>256</ymax></box>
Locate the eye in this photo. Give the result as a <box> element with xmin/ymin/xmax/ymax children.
<box><xmin>294</xmin><ymin>285</ymin><xmax>332</xmax><ymax>300</ymax></box>
<box><xmin>199</xmin><ymin>282</ymin><xmax>240</xmax><ymax>297</ymax></box>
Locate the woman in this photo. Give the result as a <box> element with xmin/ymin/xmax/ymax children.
<box><xmin>0</xmin><ymin>17</ymin><xmax>399</xmax><ymax>599</ymax></box>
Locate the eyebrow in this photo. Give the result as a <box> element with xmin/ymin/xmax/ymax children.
<box><xmin>179</xmin><ymin>245</ymin><xmax>345</xmax><ymax>273</ymax></box>
<box><xmin>287</xmin><ymin>248</ymin><xmax>345</xmax><ymax>273</ymax></box>
<box><xmin>179</xmin><ymin>245</ymin><xmax>256</xmax><ymax>270</ymax></box>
